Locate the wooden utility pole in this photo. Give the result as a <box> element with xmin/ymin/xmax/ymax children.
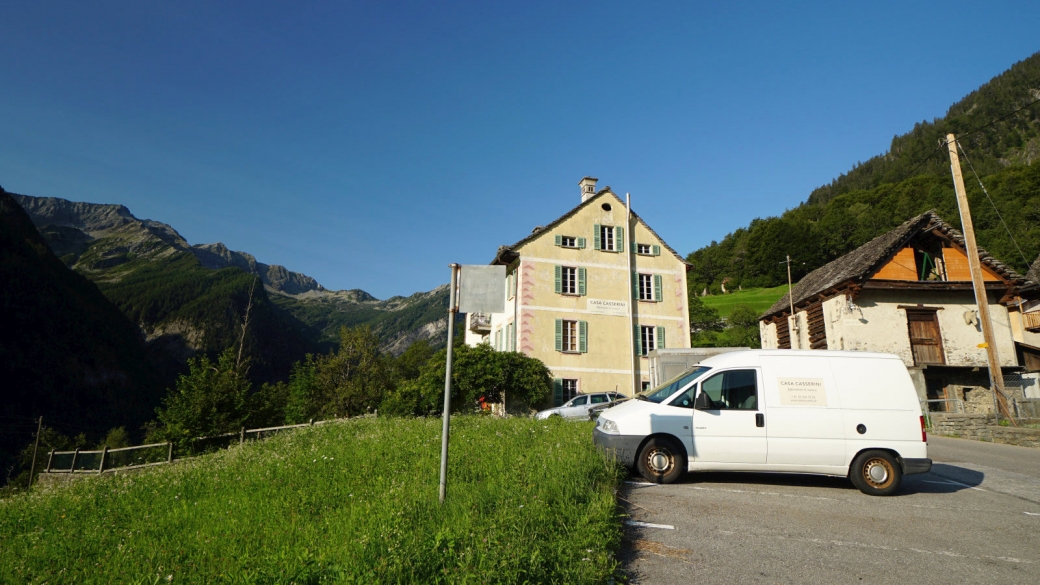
<box><xmin>28</xmin><ymin>416</ymin><xmax>42</xmax><ymax>488</ymax></box>
<box><xmin>946</xmin><ymin>134</ymin><xmax>1015</xmax><ymax>422</ymax></box>
<box><xmin>783</xmin><ymin>255</ymin><xmax>798</xmax><ymax>348</ymax></box>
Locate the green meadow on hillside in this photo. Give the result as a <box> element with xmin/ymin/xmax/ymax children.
<box><xmin>0</xmin><ymin>417</ymin><xmax>623</xmax><ymax>584</ymax></box>
<box><xmin>700</xmin><ymin>285</ymin><xmax>787</xmax><ymax>319</ymax></box>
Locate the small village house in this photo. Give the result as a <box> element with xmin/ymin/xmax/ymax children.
<box><xmin>759</xmin><ymin>211</ymin><xmax>1040</xmax><ymax>415</ymax></box>
<box><xmin>464</xmin><ymin>177</ymin><xmax>692</xmax><ymax>407</ymax></box>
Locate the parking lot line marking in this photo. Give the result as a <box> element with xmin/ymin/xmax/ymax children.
<box><xmin>624</xmin><ymin>481</ymin><xmax>657</xmax><ymax>487</ymax></box>
<box><xmin>1025</xmin><ymin>512</ymin><xmax>1040</xmax><ymax>516</ymax></box>
<box><xmin>626</xmin><ymin>521</ymin><xmax>675</xmax><ymax>530</ymax></box>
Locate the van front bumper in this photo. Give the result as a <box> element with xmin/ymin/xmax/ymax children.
<box><xmin>592</xmin><ymin>428</ymin><xmax>644</xmax><ymax>469</ymax></box>
<box><xmin>901</xmin><ymin>458</ymin><xmax>932</xmax><ymax>475</ymax></box>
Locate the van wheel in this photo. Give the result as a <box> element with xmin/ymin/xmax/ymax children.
<box><xmin>849</xmin><ymin>450</ymin><xmax>902</xmax><ymax>496</ymax></box>
<box><xmin>636</xmin><ymin>437</ymin><xmax>684</xmax><ymax>484</ymax></box>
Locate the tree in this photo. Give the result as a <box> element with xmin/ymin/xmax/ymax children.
<box><xmin>381</xmin><ymin>344</ymin><xmax>552</xmax><ymax>417</ymax></box>
<box><xmin>154</xmin><ymin>348</ymin><xmax>251</xmax><ymax>448</ymax></box>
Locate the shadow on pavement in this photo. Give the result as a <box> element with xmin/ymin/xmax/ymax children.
<box><xmin>900</xmin><ymin>463</ymin><xmax>984</xmax><ymax>494</ymax></box>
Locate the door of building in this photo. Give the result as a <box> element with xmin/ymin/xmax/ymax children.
<box><xmin>907</xmin><ymin>309</ymin><xmax>945</xmax><ymax>365</ymax></box>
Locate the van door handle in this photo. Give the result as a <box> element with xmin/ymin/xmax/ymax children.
<box><xmin>756</xmin><ymin>413</ymin><xmax>764</xmax><ymax>427</ymax></box>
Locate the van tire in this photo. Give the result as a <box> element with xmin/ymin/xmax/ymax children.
<box><xmin>636</xmin><ymin>437</ymin><xmax>684</xmax><ymax>484</ymax></box>
<box><xmin>849</xmin><ymin>450</ymin><xmax>902</xmax><ymax>496</ymax></box>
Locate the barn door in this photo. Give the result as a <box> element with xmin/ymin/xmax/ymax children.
<box><xmin>906</xmin><ymin>310</ymin><xmax>945</xmax><ymax>365</ymax></box>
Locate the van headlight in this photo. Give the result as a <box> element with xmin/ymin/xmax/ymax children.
<box><xmin>599</xmin><ymin>418</ymin><xmax>619</xmax><ymax>434</ymax></box>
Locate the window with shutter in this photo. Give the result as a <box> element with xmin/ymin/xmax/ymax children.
<box><xmin>554</xmin><ymin>235</ymin><xmax>562</xmax><ymax>246</ymax></box>
<box><xmin>577</xmin><ymin>267</ymin><xmax>586</xmax><ymax>296</ymax></box>
<box><xmin>555</xmin><ymin>319</ymin><xmax>563</xmax><ymax>352</ymax></box>
<box><xmin>656</xmin><ymin>326</ymin><xmax>666</xmax><ymax>349</ymax></box>
<box><xmin>653</xmin><ymin>274</ymin><xmax>662</xmax><ymax>302</ymax></box>
<box><xmin>614</xmin><ymin>226</ymin><xmax>624</xmax><ymax>252</ymax></box>
<box><xmin>579</xmin><ymin>320</ymin><xmax>588</xmax><ymax>353</ymax></box>
<box><xmin>576</xmin><ymin>237</ymin><xmax>586</xmax><ymax>249</ymax></box>
<box><xmin>633</xmin><ymin>325</ymin><xmax>642</xmax><ymax>356</ymax></box>
<box><xmin>554</xmin><ymin>265</ymin><xmax>562</xmax><ymax>294</ymax></box>
<box><xmin>593</xmin><ymin>224</ymin><xmax>602</xmax><ymax>250</ymax></box>
<box><xmin>553</xmin><ymin>379</ymin><xmax>563</xmax><ymax>406</ymax></box>
<box><xmin>652</xmin><ymin>244</ymin><xmax>660</xmax><ymax>256</ymax></box>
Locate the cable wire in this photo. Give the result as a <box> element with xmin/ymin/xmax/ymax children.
<box><xmin>955</xmin><ymin>139</ymin><xmax>1032</xmax><ymax>269</ymax></box>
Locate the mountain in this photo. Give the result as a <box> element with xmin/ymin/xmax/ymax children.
<box><xmin>12</xmin><ymin>194</ymin><xmax>448</xmax><ymax>362</ymax></box>
<box><xmin>0</xmin><ymin>186</ymin><xmax>160</xmax><ymax>476</ymax></box>
<box><xmin>687</xmin><ymin>51</ymin><xmax>1040</xmax><ymax>293</ymax></box>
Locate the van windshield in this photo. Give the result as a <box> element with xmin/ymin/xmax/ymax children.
<box><xmin>639</xmin><ymin>366</ymin><xmax>711</xmax><ymax>403</ymax></box>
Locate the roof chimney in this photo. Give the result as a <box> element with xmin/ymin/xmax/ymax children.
<box><xmin>579</xmin><ymin>176</ymin><xmax>598</xmax><ymax>202</ymax></box>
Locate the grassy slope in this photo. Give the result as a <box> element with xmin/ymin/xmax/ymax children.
<box><xmin>700</xmin><ymin>285</ymin><xmax>787</xmax><ymax>319</ymax></box>
<box><xmin>0</xmin><ymin>417</ymin><xmax>623</xmax><ymax>584</ymax></box>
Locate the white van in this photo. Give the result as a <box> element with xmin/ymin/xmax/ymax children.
<box><xmin>593</xmin><ymin>350</ymin><xmax>931</xmax><ymax>496</ymax></box>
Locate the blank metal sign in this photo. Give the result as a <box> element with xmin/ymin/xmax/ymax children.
<box><xmin>458</xmin><ymin>265</ymin><xmax>505</xmax><ymax>314</ymax></box>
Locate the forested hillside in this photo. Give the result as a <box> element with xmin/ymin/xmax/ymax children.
<box><xmin>688</xmin><ymin>51</ymin><xmax>1040</xmax><ymax>296</ymax></box>
<box><xmin>0</xmin><ymin>187</ymin><xmax>160</xmax><ymax>478</ymax></box>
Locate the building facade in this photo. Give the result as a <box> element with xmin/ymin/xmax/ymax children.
<box><xmin>759</xmin><ymin>212</ymin><xmax>1040</xmax><ymax>414</ymax></box>
<box><xmin>464</xmin><ymin>177</ymin><xmax>691</xmax><ymax>407</ymax></box>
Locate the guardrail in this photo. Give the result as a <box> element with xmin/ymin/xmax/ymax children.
<box><xmin>43</xmin><ymin>419</ymin><xmax>332</xmax><ymax>475</ymax></box>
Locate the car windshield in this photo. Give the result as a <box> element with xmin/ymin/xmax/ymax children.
<box><xmin>639</xmin><ymin>366</ymin><xmax>712</xmax><ymax>403</ymax></box>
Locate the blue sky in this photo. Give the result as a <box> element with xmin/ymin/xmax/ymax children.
<box><xmin>2</xmin><ymin>2</ymin><xmax>1039</xmax><ymax>299</ymax></box>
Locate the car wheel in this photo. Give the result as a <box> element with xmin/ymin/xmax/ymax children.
<box><xmin>849</xmin><ymin>450</ymin><xmax>902</xmax><ymax>496</ymax></box>
<box><xmin>636</xmin><ymin>437</ymin><xmax>684</xmax><ymax>484</ymax></box>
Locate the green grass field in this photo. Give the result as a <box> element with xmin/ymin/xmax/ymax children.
<box><xmin>0</xmin><ymin>417</ymin><xmax>623</xmax><ymax>584</ymax></box>
<box><xmin>700</xmin><ymin>285</ymin><xmax>787</xmax><ymax>319</ymax></box>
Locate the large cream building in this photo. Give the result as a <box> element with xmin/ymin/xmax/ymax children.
<box><xmin>464</xmin><ymin>177</ymin><xmax>691</xmax><ymax>407</ymax></box>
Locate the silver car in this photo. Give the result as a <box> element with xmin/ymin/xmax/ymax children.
<box><xmin>535</xmin><ymin>393</ymin><xmax>621</xmax><ymax>420</ymax></box>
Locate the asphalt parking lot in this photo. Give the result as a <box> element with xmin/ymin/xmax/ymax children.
<box><xmin>617</xmin><ymin>435</ymin><xmax>1040</xmax><ymax>584</ymax></box>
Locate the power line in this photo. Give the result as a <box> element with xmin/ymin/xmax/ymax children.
<box><xmin>955</xmin><ymin>139</ymin><xmax>1032</xmax><ymax>268</ymax></box>
<box><xmin>891</xmin><ymin>96</ymin><xmax>1040</xmax><ymax>186</ymax></box>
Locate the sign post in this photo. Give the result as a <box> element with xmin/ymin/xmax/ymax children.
<box><xmin>439</xmin><ymin>264</ymin><xmax>505</xmax><ymax>503</ymax></box>
<box><xmin>438</xmin><ymin>264</ymin><xmax>459</xmax><ymax>503</ymax></box>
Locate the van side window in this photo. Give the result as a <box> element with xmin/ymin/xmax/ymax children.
<box><xmin>572</xmin><ymin>396</ymin><xmax>588</xmax><ymax>406</ymax></box>
<box><xmin>699</xmin><ymin>370</ymin><xmax>758</xmax><ymax>410</ymax></box>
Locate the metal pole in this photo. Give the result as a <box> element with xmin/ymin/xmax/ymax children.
<box><xmin>28</xmin><ymin>416</ymin><xmax>42</xmax><ymax>487</ymax></box>
<box><xmin>439</xmin><ymin>264</ymin><xmax>459</xmax><ymax>503</ymax></box>
<box><xmin>626</xmin><ymin>193</ymin><xmax>638</xmax><ymax>396</ymax></box>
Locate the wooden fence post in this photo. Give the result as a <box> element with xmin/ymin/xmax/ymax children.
<box><xmin>310</xmin><ymin>418</ymin><xmax>314</xmax><ymax>426</ymax></box>
<box><xmin>46</xmin><ymin>449</ymin><xmax>55</xmax><ymax>472</ymax></box>
<box><xmin>99</xmin><ymin>446</ymin><xmax>109</xmax><ymax>474</ymax></box>
<box><xmin>240</xmin><ymin>427</ymin><xmax>246</xmax><ymax>444</ymax></box>
<box><xmin>167</xmin><ymin>442</ymin><xmax>174</xmax><ymax>463</ymax></box>
<box><xmin>70</xmin><ymin>448</ymin><xmax>80</xmax><ymax>473</ymax></box>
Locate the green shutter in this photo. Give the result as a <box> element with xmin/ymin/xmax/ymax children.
<box><xmin>577</xmin><ymin>267</ymin><xmax>586</xmax><ymax>296</ymax></box>
<box><xmin>634</xmin><ymin>325</ymin><xmax>642</xmax><ymax>356</ymax></box>
<box><xmin>657</xmin><ymin>326</ymin><xmax>666</xmax><ymax>349</ymax></box>
<box><xmin>577</xmin><ymin>237</ymin><xmax>586</xmax><ymax>249</ymax></box>
<box><xmin>554</xmin><ymin>234</ymin><xmax>562</xmax><ymax>246</ymax></box>
<box><xmin>652</xmin><ymin>244</ymin><xmax>660</xmax><ymax>256</ymax></box>
<box><xmin>555</xmin><ymin>319</ymin><xmax>563</xmax><ymax>352</ymax></box>
<box><xmin>593</xmin><ymin>224</ymin><xmax>602</xmax><ymax>250</ymax></box>
<box><xmin>553</xmin><ymin>379</ymin><xmax>563</xmax><ymax>407</ymax></box>
<box><xmin>615</xmin><ymin>226</ymin><xmax>624</xmax><ymax>252</ymax></box>
<box><xmin>554</xmin><ymin>265</ymin><xmax>562</xmax><ymax>294</ymax></box>
<box><xmin>654</xmin><ymin>274</ymin><xmax>663</xmax><ymax>302</ymax></box>
<box><xmin>579</xmin><ymin>320</ymin><xmax>588</xmax><ymax>353</ymax></box>
<box><xmin>631</xmin><ymin>242</ymin><xmax>637</xmax><ymax>253</ymax></box>
<box><xmin>632</xmin><ymin>272</ymin><xmax>639</xmax><ymax>300</ymax></box>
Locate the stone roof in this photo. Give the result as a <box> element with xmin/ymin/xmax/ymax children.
<box><xmin>761</xmin><ymin>210</ymin><xmax>1033</xmax><ymax>319</ymax></box>
<box><xmin>491</xmin><ymin>188</ymin><xmax>690</xmax><ymax>268</ymax></box>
